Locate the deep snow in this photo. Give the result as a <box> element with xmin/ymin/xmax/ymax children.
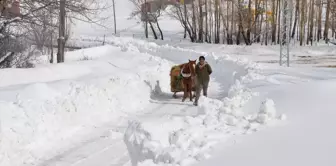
<box><xmin>0</xmin><ymin>36</ymin><xmax>285</xmax><ymax>166</ymax></box>
<box><xmin>2</xmin><ymin>35</ymin><xmax>336</xmax><ymax>166</ymax></box>
<box><xmin>0</xmin><ymin>42</ymin><xmax>175</xmax><ymax>166</ymax></box>
<box><xmin>195</xmin><ymin>79</ymin><xmax>336</xmax><ymax>166</ymax></box>
<box><xmin>1</xmin><ymin>0</ymin><xmax>336</xmax><ymax>165</ymax></box>
<box><xmin>92</xmin><ymin>38</ymin><xmax>336</xmax><ymax>166</ymax></box>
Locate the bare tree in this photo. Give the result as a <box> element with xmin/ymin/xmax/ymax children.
<box><xmin>129</xmin><ymin>0</ymin><xmax>166</xmax><ymax>40</ymax></box>
<box><xmin>0</xmin><ymin>0</ymin><xmax>110</xmax><ymax>67</ymax></box>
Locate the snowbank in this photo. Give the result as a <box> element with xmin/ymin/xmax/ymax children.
<box><xmin>0</xmin><ymin>45</ymin><xmax>119</xmax><ymax>88</ymax></box>
<box><xmin>0</xmin><ymin>43</ymin><xmax>173</xmax><ymax>165</ymax></box>
<box><xmin>195</xmin><ymin>79</ymin><xmax>336</xmax><ymax>166</ymax></box>
<box><xmin>124</xmin><ymin>96</ymin><xmax>285</xmax><ymax>166</ymax></box>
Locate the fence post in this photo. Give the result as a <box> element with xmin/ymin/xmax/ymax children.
<box><xmin>103</xmin><ymin>35</ymin><xmax>106</xmax><ymax>45</ymax></box>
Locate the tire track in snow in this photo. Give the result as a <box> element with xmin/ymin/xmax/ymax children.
<box><xmin>38</xmin><ymin>118</ymin><xmax>130</xmax><ymax>166</ymax></box>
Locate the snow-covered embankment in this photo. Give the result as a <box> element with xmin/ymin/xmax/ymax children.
<box><xmin>0</xmin><ymin>44</ymin><xmax>172</xmax><ymax>166</ymax></box>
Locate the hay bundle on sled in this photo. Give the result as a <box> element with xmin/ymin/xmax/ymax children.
<box><xmin>170</xmin><ymin>65</ymin><xmax>184</xmax><ymax>92</ymax></box>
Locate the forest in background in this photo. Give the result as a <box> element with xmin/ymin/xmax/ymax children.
<box><xmin>131</xmin><ymin>0</ymin><xmax>336</xmax><ymax>46</ymax></box>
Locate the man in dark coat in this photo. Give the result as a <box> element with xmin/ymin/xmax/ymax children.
<box><xmin>194</xmin><ymin>56</ymin><xmax>212</xmax><ymax>106</ymax></box>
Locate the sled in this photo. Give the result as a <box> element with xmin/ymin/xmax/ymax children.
<box><xmin>170</xmin><ymin>65</ymin><xmax>196</xmax><ymax>98</ymax></box>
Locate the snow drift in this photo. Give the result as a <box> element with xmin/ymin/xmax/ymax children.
<box><xmin>0</xmin><ymin>36</ymin><xmax>286</xmax><ymax>166</ymax></box>
<box><xmin>124</xmin><ymin>96</ymin><xmax>285</xmax><ymax>166</ymax></box>
<box><xmin>0</xmin><ymin>43</ymin><xmax>173</xmax><ymax>166</ymax></box>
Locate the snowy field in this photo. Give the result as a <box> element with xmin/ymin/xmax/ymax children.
<box><xmin>2</xmin><ymin>0</ymin><xmax>336</xmax><ymax>165</ymax></box>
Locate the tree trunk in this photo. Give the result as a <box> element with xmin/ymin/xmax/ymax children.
<box><xmin>191</xmin><ymin>0</ymin><xmax>197</xmax><ymax>42</ymax></box>
<box><xmin>308</xmin><ymin>0</ymin><xmax>314</xmax><ymax>45</ymax></box>
<box><xmin>324</xmin><ymin>0</ymin><xmax>331</xmax><ymax>42</ymax></box>
<box><xmin>217</xmin><ymin>0</ymin><xmax>221</xmax><ymax>43</ymax></box>
<box><xmin>254</xmin><ymin>0</ymin><xmax>259</xmax><ymax>42</ymax></box>
<box><xmin>259</xmin><ymin>1</ymin><xmax>263</xmax><ymax>44</ymax></box>
<box><xmin>300</xmin><ymin>0</ymin><xmax>306</xmax><ymax>45</ymax></box>
<box><xmin>205</xmin><ymin>0</ymin><xmax>208</xmax><ymax>42</ymax></box>
<box><xmin>333</xmin><ymin>9</ymin><xmax>334</xmax><ymax>38</ymax></box>
<box><xmin>184</xmin><ymin>3</ymin><xmax>187</xmax><ymax>39</ymax></box>
<box><xmin>149</xmin><ymin>22</ymin><xmax>158</xmax><ymax>39</ymax></box>
<box><xmin>112</xmin><ymin>0</ymin><xmax>116</xmax><ymax>34</ymax></box>
<box><xmin>214</xmin><ymin>0</ymin><xmax>219</xmax><ymax>43</ymax></box>
<box><xmin>237</xmin><ymin>25</ymin><xmax>241</xmax><ymax>45</ymax></box>
<box><xmin>50</xmin><ymin>32</ymin><xmax>53</xmax><ymax>63</ymax></box>
<box><xmin>317</xmin><ymin>0</ymin><xmax>322</xmax><ymax>41</ymax></box>
<box><xmin>198</xmin><ymin>0</ymin><xmax>203</xmax><ymax>42</ymax></box>
<box><xmin>226</xmin><ymin>0</ymin><xmax>230</xmax><ymax>44</ymax></box>
<box><xmin>144</xmin><ymin>0</ymin><xmax>148</xmax><ymax>38</ymax></box>
<box><xmin>57</xmin><ymin>0</ymin><xmax>65</xmax><ymax>63</ymax></box>
<box><xmin>277</xmin><ymin>0</ymin><xmax>280</xmax><ymax>44</ymax></box>
<box><xmin>271</xmin><ymin>0</ymin><xmax>277</xmax><ymax>44</ymax></box>
<box><xmin>265</xmin><ymin>0</ymin><xmax>268</xmax><ymax>45</ymax></box>
<box><xmin>156</xmin><ymin>21</ymin><xmax>163</xmax><ymax>40</ymax></box>
<box><xmin>247</xmin><ymin>0</ymin><xmax>252</xmax><ymax>44</ymax></box>
<box><xmin>222</xmin><ymin>14</ymin><xmax>226</xmax><ymax>44</ymax></box>
<box><xmin>314</xmin><ymin>5</ymin><xmax>318</xmax><ymax>41</ymax></box>
<box><xmin>306</xmin><ymin>0</ymin><xmax>311</xmax><ymax>45</ymax></box>
<box><xmin>230</xmin><ymin>0</ymin><xmax>234</xmax><ymax>44</ymax></box>
<box><xmin>291</xmin><ymin>0</ymin><xmax>300</xmax><ymax>38</ymax></box>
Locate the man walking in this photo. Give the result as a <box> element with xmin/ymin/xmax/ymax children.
<box><xmin>194</xmin><ymin>56</ymin><xmax>212</xmax><ymax>106</ymax></box>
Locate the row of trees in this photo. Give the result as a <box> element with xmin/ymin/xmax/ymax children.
<box><xmin>131</xmin><ymin>0</ymin><xmax>336</xmax><ymax>46</ymax></box>
<box><xmin>0</xmin><ymin>0</ymin><xmax>107</xmax><ymax>68</ymax></box>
